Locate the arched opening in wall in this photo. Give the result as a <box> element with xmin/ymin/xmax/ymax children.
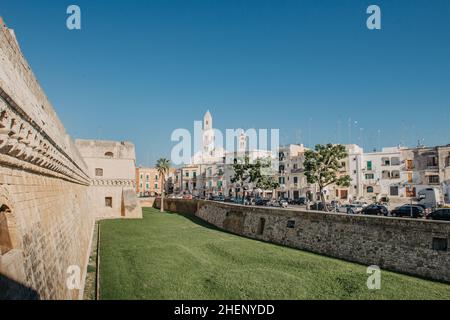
<box><xmin>105</xmin><ymin>152</ymin><xmax>114</xmax><ymax>158</ymax></box>
<box><xmin>0</xmin><ymin>204</ymin><xmax>13</xmax><ymax>255</ymax></box>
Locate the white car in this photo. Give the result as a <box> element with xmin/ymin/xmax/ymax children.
<box><xmin>353</xmin><ymin>201</ymin><xmax>369</xmax><ymax>208</ymax></box>
<box><xmin>339</xmin><ymin>204</ymin><xmax>362</xmax><ymax>214</ymax></box>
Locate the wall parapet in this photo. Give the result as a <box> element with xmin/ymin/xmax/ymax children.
<box><xmin>0</xmin><ymin>20</ymin><xmax>90</xmax><ymax>185</ymax></box>
<box><xmin>155</xmin><ymin>199</ymin><xmax>450</xmax><ymax>284</ymax></box>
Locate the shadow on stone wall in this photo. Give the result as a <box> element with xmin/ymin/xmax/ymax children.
<box><xmin>0</xmin><ymin>274</ymin><xmax>40</xmax><ymax>300</ymax></box>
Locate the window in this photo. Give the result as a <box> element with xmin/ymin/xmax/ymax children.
<box><xmin>155</xmin><ymin>183</ymin><xmax>159</xmax><ymax>190</ymax></box>
<box><xmin>0</xmin><ymin>205</ymin><xmax>13</xmax><ymax>255</ymax></box>
<box><xmin>185</xmin><ymin>182</ymin><xmax>189</xmax><ymax>189</ymax></box>
<box><xmin>104</xmin><ymin>152</ymin><xmax>114</xmax><ymax>158</ymax></box>
<box><xmin>193</xmin><ymin>172</ymin><xmax>197</xmax><ymax>178</ymax></box>
<box><xmin>217</xmin><ymin>181</ymin><xmax>223</xmax><ymax>188</ymax></box>
<box><xmin>429</xmin><ymin>175</ymin><xmax>440</xmax><ymax>184</ymax></box>
<box><xmin>105</xmin><ymin>197</ymin><xmax>112</xmax><ymax>208</ymax></box>
<box><xmin>391</xmin><ymin>157</ymin><xmax>400</xmax><ymax>166</ymax></box>
<box><xmin>365</xmin><ymin>173</ymin><xmax>375</xmax><ymax>180</ymax></box>
<box><xmin>287</xmin><ymin>220</ymin><xmax>296</xmax><ymax>228</ymax></box>
<box><xmin>427</xmin><ymin>156</ymin><xmax>438</xmax><ymax>167</ymax></box>
<box><xmin>257</xmin><ymin>218</ymin><xmax>266</xmax><ymax>235</ymax></box>
<box><xmin>185</xmin><ymin>172</ymin><xmax>189</xmax><ymax>177</ymax></box>
<box><xmin>367</xmin><ymin>161</ymin><xmax>372</xmax><ymax>170</ymax></box>
<box><xmin>155</xmin><ymin>175</ymin><xmax>158</xmax><ymax>180</ymax></box>
<box><xmin>390</xmin><ymin>186</ymin><xmax>399</xmax><ymax>196</ymax></box>
<box><xmin>406</xmin><ymin>186</ymin><xmax>416</xmax><ymax>197</ymax></box>
<box><xmin>146</xmin><ymin>175</ymin><xmax>149</xmax><ymax>181</ymax></box>
<box><xmin>146</xmin><ymin>183</ymin><xmax>149</xmax><ymax>190</ymax></box>
<box><xmin>382</xmin><ymin>157</ymin><xmax>390</xmax><ymax>166</ymax></box>
<box><xmin>294</xmin><ymin>177</ymin><xmax>298</xmax><ymax>184</ymax></box>
<box><xmin>432</xmin><ymin>238</ymin><xmax>448</xmax><ymax>251</ymax></box>
<box><xmin>279</xmin><ymin>177</ymin><xmax>285</xmax><ymax>185</ymax></box>
<box><xmin>367</xmin><ymin>186</ymin><xmax>374</xmax><ymax>193</ymax></box>
<box><xmin>406</xmin><ymin>160</ymin><xmax>414</xmax><ymax>170</ymax></box>
<box><xmin>391</xmin><ymin>170</ymin><xmax>400</xmax><ymax>179</ymax></box>
<box><xmin>382</xmin><ymin>171</ymin><xmax>391</xmax><ymax>179</ymax></box>
<box><xmin>95</xmin><ymin>168</ymin><xmax>104</xmax><ymax>177</ymax></box>
<box><xmin>408</xmin><ymin>173</ymin><xmax>413</xmax><ymax>183</ymax></box>
<box><xmin>446</xmin><ymin>156</ymin><xmax>450</xmax><ymax>167</ymax></box>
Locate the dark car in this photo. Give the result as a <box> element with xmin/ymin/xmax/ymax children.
<box><xmin>255</xmin><ymin>198</ymin><xmax>270</xmax><ymax>206</ymax></box>
<box><xmin>291</xmin><ymin>197</ymin><xmax>307</xmax><ymax>205</ymax></box>
<box><xmin>309</xmin><ymin>202</ymin><xmax>332</xmax><ymax>212</ymax></box>
<box><xmin>211</xmin><ymin>195</ymin><xmax>225</xmax><ymax>202</ymax></box>
<box><xmin>391</xmin><ymin>205</ymin><xmax>424</xmax><ymax>218</ymax></box>
<box><xmin>426</xmin><ymin>209</ymin><xmax>450</xmax><ymax>221</ymax></box>
<box><xmin>361</xmin><ymin>204</ymin><xmax>388</xmax><ymax>216</ymax></box>
<box><xmin>224</xmin><ymin>197</ymin><xmax>235</xmax><ymax>203</ymax></box>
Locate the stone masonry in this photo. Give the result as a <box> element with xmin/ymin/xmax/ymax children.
<box><xmin>156</xmin><ymin>199</ymin><xmax>450</xmax><ymax>284</ymax></box>
<box><xmin>0</xmin><ymin>17</ymin><xmax>141</xmax><ymax>299</ymax></box>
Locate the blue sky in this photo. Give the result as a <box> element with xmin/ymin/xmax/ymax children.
<box><xmin>1</xmin><ymin>0</ymin><xmax>450</xmax><ymax>165</ymax></box>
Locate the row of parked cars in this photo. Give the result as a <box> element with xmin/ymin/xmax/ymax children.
<box><xmin>333</xmin><ymin>202</ymin><xmax>450</xmax><ymax>221</ymax></box>
<box><xmin>170</xmin><ymin>194</ymin><xmax>450</xmax><ymax>221</ymax></box>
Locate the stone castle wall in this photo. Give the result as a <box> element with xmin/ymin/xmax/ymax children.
<box><xmin>155</xmin><ymin>199</ymin><xmax>450</xmax><ymax>283</ymax></box>
<box><xmin>0</xmin><ymin>18</ymin><xmax>94</xmax><ymax>299</ymax></box>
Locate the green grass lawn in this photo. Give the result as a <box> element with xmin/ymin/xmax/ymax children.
<box><xmin>99</xmin><ymin>208</ymin><xmax>450</xmax><ymax>300</ymax></box>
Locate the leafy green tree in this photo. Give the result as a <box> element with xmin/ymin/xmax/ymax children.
<box><xmin>231</xmin><ymin>156</ymin><xmax>278</xmax><ymax>202</ymax></box>
<box><xmin>156</xmin><ymin>158</ymin><xmax>171</xmax><ymax>212</ymax></box>
<box><xmin>304</xmin><ymin>144</ymin><xmax>351</xmax><ymax>211</ymax></box>
<box><xmin>256</xmin><ymin>175</ymin><xmax>279</xmax><ymax>198</ymax></box>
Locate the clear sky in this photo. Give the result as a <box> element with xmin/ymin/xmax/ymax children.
<box><xmin>1</xmin><ymin>0</ymin><xmax>450</xmax><ymax>166</ymax></box>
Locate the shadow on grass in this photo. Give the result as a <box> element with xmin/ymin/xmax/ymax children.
<box><xmin>165</xmin><ymin>211</ymin><xmax>225</xmax><ymax>233</ymax></box>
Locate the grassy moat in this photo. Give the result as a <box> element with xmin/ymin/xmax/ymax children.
<box><xmin>99</xmin><ymin>208</ymin><xmax>450</xmax><ymax>300</ymax></box>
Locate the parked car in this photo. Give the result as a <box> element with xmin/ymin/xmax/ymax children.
<box><xmin>291</xmin><ymin>197</ymin><xmax>307</xmax><ymax>205</ymax></box>
<box><xmin>339</xmin><ymin>204</ymin><xmax>362</xmax><ymax>214</ymax></box>
<box><xmin>391</xmin><ymin>205</ymin><xmax>424</xmax><ymax>218</ymax></box>
<box><xmin>255</xmin><ymin>198</ymin><xmax>270</xmax><ymax>206</ymax></box>
<box><xmin>224</xmin><ymin>197</ymin><xmax>235</xmax><ymax>203</ymax></box>
<box><xmin>211</xmin><ymin>195</ymin><xmax>225</xmax><ymax>202</ymax></box>
<box><xmin>182</xmin><ymin>194</ymin><xmax>193</xmax><ymax>200</ymax></box>
<box><xmin>353</xmin><ymin>201</ymin><xmax>369</xmax><ymax>208</ymax></box>
<box><xmin>426</xmin><ymin>208</ymin><xmax>450</xmax><ymax>221</ymax></box>
<box><xmin>309</xmin><ymin>202</ymin><xmax>333</xmax><ymax>212</ymax></box>
<box><xmin>418</xmin><ymin>188</ymin><xmax>442</xmax><ymax>209</ymax></box>
<box><xmin>279</xmin><ymin>199</ymin><xmax>289</xmax><ymax>208</ymax></box>
<box><xmin>361</xmin><ymin>204</ymin><xmax>389</xmax><ymax>216</ymax></box>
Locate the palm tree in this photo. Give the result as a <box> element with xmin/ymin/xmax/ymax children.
<box><xmin>156</xmin><ymin>158</ymin><xmax>171</xmax><ymax>212</ymax></box>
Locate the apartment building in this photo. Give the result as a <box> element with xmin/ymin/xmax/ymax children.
<box><xmin>401</xmin><ymin>145</ymin><xmax>450</xmax><ymax>204</ymax></box>
<box><xmin>180</xmin><ymin>164</ymin><xmax>201</xmax><ymax>195</ymax></box>
<box><xmin>136</xmin><ymin>167</ymin><xmax>177</xmax><ymax>197</ymax></box>
<box><xmin>276</xmin><ymin>144</ymin><xmax>311</xmax><ymax>200</ymax></box>
<box><xmin>136</xmin><ymin>167</ymin><xmax>163</xmax><ymax>197</ymax></box>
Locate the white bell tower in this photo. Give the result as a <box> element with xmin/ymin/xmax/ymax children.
<box><xmin>203</xmin><ymin>110</ymin><xmax>215</xmax><ymax>157</ymax></box>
